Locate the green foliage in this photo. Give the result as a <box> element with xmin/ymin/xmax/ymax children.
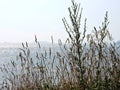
<box><xmin>0</xmin><ymin>0</ymin><xmax>120</xmax><ymax>90</ymax></box>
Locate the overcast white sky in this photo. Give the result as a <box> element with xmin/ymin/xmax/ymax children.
<box><xmin>0</xmin><ymin>0</ymin><xmax>120</xmax><ymax>43</ymax></box>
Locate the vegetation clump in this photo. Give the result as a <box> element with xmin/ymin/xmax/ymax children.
<box><xmin>0</xmin><ymin>0</ymin><xmax>120</xmax><ymax>90</ymax></box>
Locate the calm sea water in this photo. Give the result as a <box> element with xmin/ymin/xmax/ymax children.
<box><xmin>0</xmin><ymin>42</ymin><xmax>61</xmax><ymax>83</ymax></box>
<box><xmin>0</xmin><ymin>42</ymin><xmax>57</xmax><ymax>64</ymax></box>
<box><xmin>0</xmin><ymin>42</ymin><xmax>119</xmax><ymax>84</ymax></box>
<box><xmin>0</xmin><ymin>43</ymin><xmax>20</xmax><ymax>83</ymax></box>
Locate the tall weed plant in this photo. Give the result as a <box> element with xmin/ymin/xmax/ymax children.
<box><xmin>0</xmin><ymin>0</ymin><xmax>120</xmax><ymax>90</ymax></box>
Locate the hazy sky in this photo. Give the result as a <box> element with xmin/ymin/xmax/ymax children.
<box><xmin>0</xmin><ymin>0</ymin><xmax>120</xmax><ymax>43</ymax></box>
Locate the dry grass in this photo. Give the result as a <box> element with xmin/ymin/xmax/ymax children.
<box><xmin>0</xmin><ymin>0</ymin><xmax>120</xmax><ymax>90</ymax></box>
